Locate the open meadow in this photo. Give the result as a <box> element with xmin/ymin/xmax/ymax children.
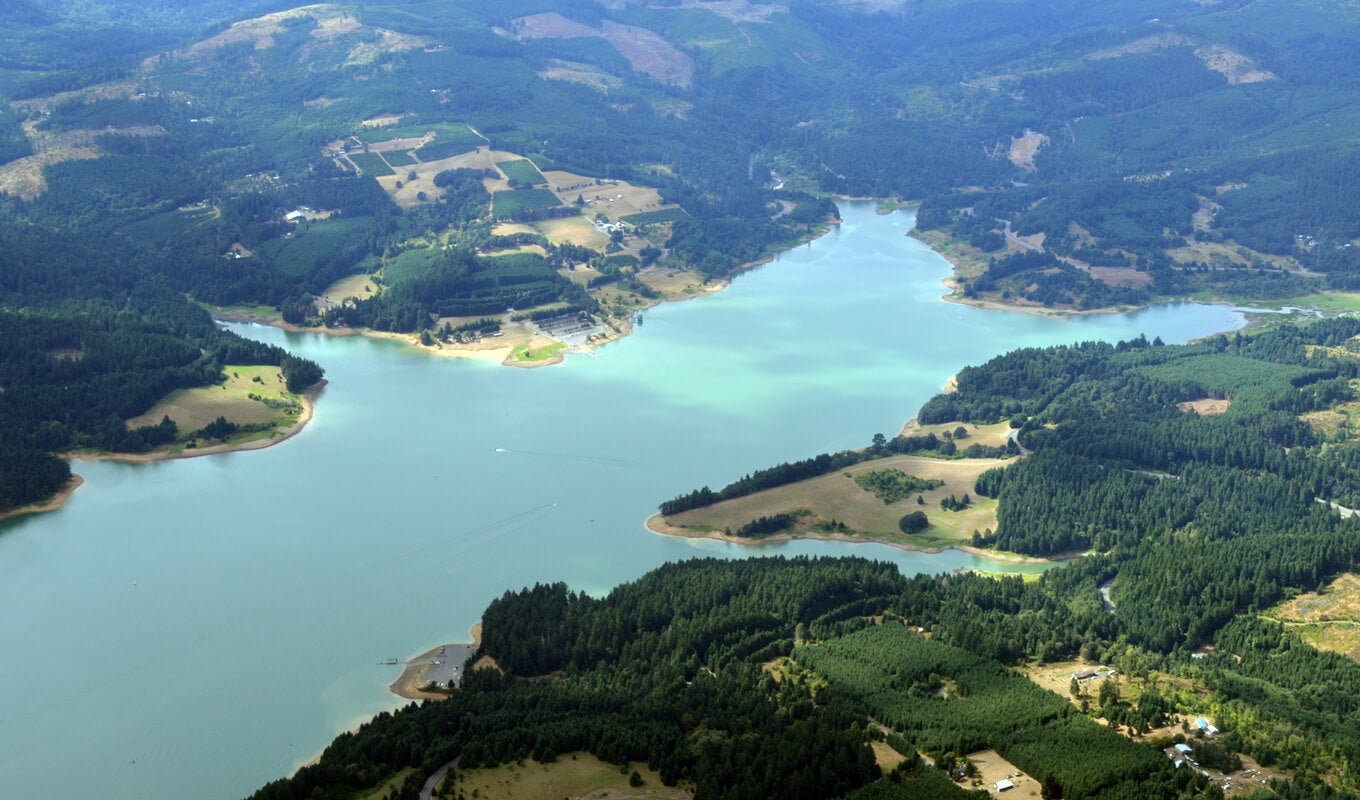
<box><xmin>661</xmin><ymin>454</ymin><xmax>1006</xmax><ymax>549</ymax></box>
<box><xmin>125</xmin><ymin>365</ymin><xmax>302</xmax><ymax>439</ymax></box>
<box><xmin>440</xmin><ymin>752</ymin><xmax>687</xmax><ymax>800</ymax></box>
<box><xmin>1266</xmin><ymin>573</ymin><xmax>1360</xmax><ymax>662</ymax></box>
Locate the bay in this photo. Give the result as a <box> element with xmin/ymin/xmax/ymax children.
<box><xmin>0</xmin><ymin>202</ymin><xmax>1248</xmax><ymax>800</ymax></box>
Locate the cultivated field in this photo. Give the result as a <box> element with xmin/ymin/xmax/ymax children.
<box><xmin>662</xmin><ymin>454</ymin><xmax>1007</xmax><ymax>548</ymax></box>
<box><xmin>373</xmin><ymin>145</ymin><xmax>502</xmax><ymax>208</ymax></box>
<box><xmin>126</xmin><ymin>365</ymin><xmax>301</xmax><ymax>435</ymax></box>
<box><xmin>440</xmin><ymin>752</ymin><xmax>688</xmax><ymax>800</ymax></box>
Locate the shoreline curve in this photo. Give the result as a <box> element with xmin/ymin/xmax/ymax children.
<box><xmin>644</xmin><ymin>512</ymin><xmax>1062</xmax><ymax>566</ymax></box>
<box><xmin>0</xmin><ymin>474</ymin><xmax>86</xmax><ymax>523</ymax></box>
<box><xmin>63</xmin><ymin>380</ymin><xmax>323</xmax><ymax>466</ymax></box>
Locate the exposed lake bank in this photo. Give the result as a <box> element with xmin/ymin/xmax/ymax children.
<box><xmin>645</xmin><ymin>513</ymin><xmax>1058</xmax><ymax>566</ymax></box>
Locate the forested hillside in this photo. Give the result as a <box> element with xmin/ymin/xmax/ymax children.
<box><xmin>5</xmin><ymin>0</ymin><xmax>1360</xmax><ymax>505</ymax></box>
<box><xmin>253</xmin><ymin>320</ymin><xmax>1360</xmax><ymax>800</ymax></box>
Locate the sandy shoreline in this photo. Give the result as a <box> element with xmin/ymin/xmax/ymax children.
<box><xmin>644</xmin><ymin>513</ymin><xmax>1058</xmax><ymax>566</ymax></box>
<box><xmin>0</xmin><ymin>474</ymin><xmax>86</xmax><ymax>523</ymax></box>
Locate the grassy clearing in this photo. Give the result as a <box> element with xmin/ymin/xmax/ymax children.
<box><xmin>1179</xmin><ymin>398</ymin><xmax>1232</xmax><ymax>416</ymax></box>
<box><xmin>870</xmin><ymin>741</ymin><xmax>908</xmax><ymax>770</ymax></box>
<box><xmin>909</xmin><ymin>229</ymin><xmax>992</xmax><ymax>280</ymax></box>
<box><xmin>898</xmin><ymin>420</ymin><xmax>1012</xmax><ymax>448</ymax></box>
<box><xmin>126</xmin><ymin>365</ymin><xmax>301</xmax><ymax>435</ymax></box>
<box><xmin>558</xmin><ymin>179</ymin><xmax>670</xmax><ymax>222</ymax></box>
<box><xmin>443</xmin><ymin>752</ymin><xmax>687</xmax><ymax>800</ymax></box>
<box><xmin>118</xmin><ymin>206</ymin><xmax>216</xmax><ymax>244</ymax></box>
<box><xmin>1271</xmin><ymin>573</ymin><xmax>1360</xmax><ymax>624</ymax></box>
<box><xmin>354</xmin><ymin>767</ymin><xmax>416</xmax><ymax>800</ymax></box>
<box><xmin>382</xmin><ymin>248</ymin><xmax>441</xmax><ymax>284</ymax></box>
<box><xmin>637</xmin><ymin>267</ymin><xmax>714</xmax><ymax>300</ymax></box>
<box><xmin>322</xmin><ymin>272</ymin><xmax>379</xmax><ymax>302</ymax></box>
<box><xmin>258</xmin><ymin>217</ymin><xmax>372</xmax><ymax>279</ymax></box>
<box><xmin>364</xmin><ymin>121</ymin><xmax>482</xmax><ymax>147</ymax></box>
<box><xmin>536</xmin><ymin>215</ymin><xmax>610</xmax><ymax>249</ymax></box>
<box><xmin>623</xmin><ymin>208</ymin><xmax>690</xmax><ymax>225</ymax></box>
<box><xmin>509</xmin><ymin>342</ymin><xmax>567</xmax><ymax>363</ymax></box>
<box><xmin>663</xmin><ymin>454</ymin><xmax>1007</xmax><ymax>548</ymax></box>
<box><xmin>492</xmin><ymin>188</ymin><xmax>563</xmax><ymax>217</ymax></box>
<box><xmin>347</xmin><ymin>151</ymin><xmax>396</xmax><ymax>177</ymax></box>
<box><xmin>381</xmin><ymin>149</ymin><xmax>416</xmax><ymax>168</ymax></box>
<box><xmin>496</xmin><ymin>157</ymin><xmax>546</xmax><ymax>185</ymax></box>
<box><xmin>1263</xmin><ymin>291</ymin><xmax>1360</xmax><ymax>315</ymax></box>
<box><xmin>536</xmin><ymin>59</ymin><xmax>624</xmax><ymax>91</ymax></box>
<box><xmin>1022</xmin><ymin>661</ymin><xmax>1121</xmax><ymax>710</ymax></box>
<box><xmin>965</xmin><ymin>749</ymin><xmax>1039</xmax><ymax>797</ymax></box>
<box><xmin>412</xmin><ymin>137</ymin><xmax>481</xmax><ymax>162</ymax></box>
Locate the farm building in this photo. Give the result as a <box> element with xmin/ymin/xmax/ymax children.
<box><xmin>993</xmin><ymin>778</ymin><xmax>1014</xmax><ymax>791</ymax></box>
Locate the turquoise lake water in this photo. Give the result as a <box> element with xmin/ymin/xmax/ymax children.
<box><xmin>0</xmin><ymin>203</ymin><xmax>1250</xmax><ymax>799</ymax></box>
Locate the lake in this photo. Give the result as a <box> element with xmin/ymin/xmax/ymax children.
<box><xmin>0</xmin><ymin>202</ymin><xmax>1250</xmax><ymax>800</ymax></box>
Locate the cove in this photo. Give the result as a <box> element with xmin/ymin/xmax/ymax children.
<box><xmin>0</xmin><ymin>202</ymin><xmax>1250</xmax><ymax>800</ymax></box>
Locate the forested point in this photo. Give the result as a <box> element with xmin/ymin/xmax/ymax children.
<box><xmin>250</xmin><ymin>545</ymin><xmax>1360</xmax><ymax>800</ymax></box>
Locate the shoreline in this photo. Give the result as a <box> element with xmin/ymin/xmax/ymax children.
<box><xmin>929</xmin><ymin>246</ymin><xmax>1346</xmax><ymax>334</ymax></box>
<box><xmin>62</xmin><ymin>380</ymin><xmax>323</xmax><ymax>466</ymax></box>
<box><xmin>941</xmin><ymin>287</ymin><xmax>1326</xmax><ymax>339</ymax></box>
<box><xmin>389</xmin><ymin>622</ymin><xmax>483</xmax><ymax>701</ymax></box>
<box><xmin>296</xmin><ymin>622</ymin><xmax>483</xmax><ymax>775</ymax></box>
<box><xmin>212</xmin><ymin>218</ymin><xmax>841</xmax><ymax>368</ymax></box>
<box><xmin>644</xmin><ymin>512</ymin><xmax>1060</xmax><ymax>566</ymax></box>
<box><xmin>0</xmin><ymin>474</ymin><xmax>86</xmax><ymax>523</ymax></box>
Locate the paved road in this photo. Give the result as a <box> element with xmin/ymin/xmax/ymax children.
<box><xmin>996</xmin><ymin>218</ymin><xmax>1041</xmax><ymax>253</ymax></box>
<box><xmin>1099</xmin><ymin>578</ymin><xmax>1116</xmax><ymax>613</ymax></box>
<box><xmin>419</xmin><ymin>756</ymin><xmax>460</xmax><ymax>800</ymax></box>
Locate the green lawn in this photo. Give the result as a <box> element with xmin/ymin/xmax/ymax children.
<box><xmin>492</xmin><ymin>188</ymin><xmax>563</xmax><ymax>218</ymax></box>
<box><xmin>347</xmin><ymin>152</ymin><xmax>395</xmax><ymax>177</ymax></box>
<box><xmin>381</xmin><ymin>149</ymin><xmax>416</xmax><ymax>167</ymax></box>
<box><xmin>496</xmin><ymin>158</ymin><xmax>546</xmax><ymax>185</ymax></box>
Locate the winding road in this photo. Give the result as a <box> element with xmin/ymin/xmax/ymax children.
<box><xmin>419</xmin><ymin>756</ymin><xmax>460</xmax><ymax>800</ymax></box>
